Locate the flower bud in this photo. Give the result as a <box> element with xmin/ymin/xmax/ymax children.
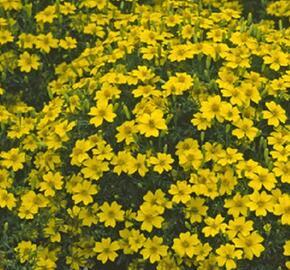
<box><xmin>122</xmin><ymin>104</ymin><xmax>131</xmax><ymax>120</ymax></box>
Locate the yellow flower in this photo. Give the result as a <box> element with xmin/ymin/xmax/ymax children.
<box><xmin>17</xmin><ymin>33</ymin><xmax>35</xmax><ymax>49</ymax></box>
<box><xmin>131</xmin><ymin>65</ymin><xmax>156</xmax><ymax>82</ymax></box>
<box><xmin>263</xmin><ymin>50</ymin><xmax>288</xmax><ymax>71</ymax></box>
<box><xmin>0</xmin><ymin>0</ymin><xmax>22</xmax><ymax>10</ymax></box>
<box><xmin>176</xmin><ymin>138</ymin><xmax>199</xmax><ymax>156</ymax></box>
<box><xmin>217</xmin><ymin>68</ymin><xmax>238</xmax><ymax>90</ymax></box>
<box><xmin>89</xmin><ymin>100</ymin><xmax>116</xmax><ymax>127</ymax></box>
<box><xmin>191</xmin><ymin>112</ymin><xmax>212</xmax><ymax>130</ymax></box>
<box><xmin>135</xmin><ymin>203</ymin><xmax>164</xmax><ymax>232</ymax></box>
<box><xmin>39</xmin><ymin>171</ymin><xmax>63</xmax><ymax>197</ymax></box>
<box><xmin>59</xmin><ymin>36</ymin><xmax>77</xmax><ymax>50</ymax></box>
<box><xmin>98</xmin><ymin>201</ymin><xmax>124</xmax><ymax>227</ymax></box>
<box><xmin>130</xmin><ymin>153</ymin><xmax>149</xmax><ymax>177</ymax></box>
<box><xmin>166</xmin><ymin>14</ymin><xmax>182</xmax><ymax>27</ymax></box>
<box><xmin>226</xmin><ymin>217</ymin><xmax>253</xmax><ymax>240</ymax></box>
<box><xmin>168</xmin><ymin>181</ymin><xmax>192</xmax><ymax>204</ymax></box>
<box><xmin>273</xmin><ymin>161</ymin><xmax>290</xmax><ymax>184</ymax></box>
<box><xmin>94</xmin><ymin>83</ymin><xmax>121</xmax><ymax>102</ymax></box>
<box><xmin>93</xmin><ymin>141</ymin><xmax>113</xmax><ymax>161</ymax></box>
<box><xmin>17</xmin><ymin>51</ymin><xmax>40</xmax><ymax>73</ymax></box>
<box><xmin>35</xmin><ymin>33</ymin><xmax>58</xmax><ymax>53</ymax></box>
<box><xmin>216</xmin><ymin>244</ymin><xmax>243</xmax><ymax>270</ymax></box>
<box><xmin>94</xmin><ymin>238</ymin><xmax>120</xmax><ymax>264</ymax></box>
<box><xmin>284</xmin><ymin>240</ymin><xmax>290</xmax><ymax>256</ymax></box>
<box><xmin>18</xmin><ymin>204</ymin><xmax>37</xmax><ymax>219</ymax></box>
<box><xmin>115</xmin><ymin>120</ymin><xmax>137</xmax><ymax>144</ymax></box>
<box><xmin>273</xmin><ymin>195</ymin><xmax>290</xmax><ymax>225</ymax></box>
<box><xmin>156</xmin><ymin>255</ymin><xmax>179</xmax><ymax>270</ymax></box>
<box><xmin>1</xmin><ymin>148</ymin><xmax>25</xmax><ymax>171</ymax></box>
<box><xmin>140</xmin><ymin>45</ymin><xmax>159</xmax><ymax>60</ymax></box>
<box><xmin>192</xmin><ymin>243</ymin><xmax>212</xmax><ymax>262</ymax></box>
<box><xmin>79</xmin><ymin>203</ymin><xmax>98</xmax><ymax>227</ymax></box>
<box><xmin>207</xmin><ymin>28</ymin><xmax>225</xmax><ymax>42</ymax></box>
<box><xmin>128</xmin><ymin>229</ymin><xmax>146</xmax><ymax>252</ymax></box>
<box><xmin>233</xmin><ymin>231</ymin><xmax>265</xmax><ymax>260</ymax></box>
<box><xmin>247</xmin><ymin>191</ymin><xmax>273</xmax><ymax>216</ymax></box>
<box><xmin>132</xmin><ymin>85</ymin><xmax>161</xmax><ymax>98</ymax></box>
<box><xmin>200</xmin><ymin>95</ymin><xmax>226</xmax><ymax>122</ymax></box>
<box><xmin>59</xmin><ymin>2</ymin><xmax>76</xmax><ymax>15</ymax></box>
<box><xmin>43</xmin><ymin>218</ymin><xmax>62</xmax><ymax>243</ymax></box>
<box><xmin>15</xmin><ymin>241</ymin><xmax>37</xmax><ymax>263</ymax></box>
<box><xmin>218</xmin><ymin>169</ymin><xmax>238</xmax><ymax>195</ymax></box>
<box><xmin>72</xmin><ymin>180</ymin><xmax>98</xmax><ymax>205</ymax></box>
<box><xmin>248</xmin><ymin>167</ymin><xmax>277</xmax><ymax>191</ymax></box>
<box><xmin>236</xmin><ymin>159</ymin><xmax>260</xmax><ymax>179</ymax></box>
<box><xmin>168</xmin><ymin>44</ymin><xmax>193</xmax><ymax>62</ymax></box>
<box><xmin>143</xmin><ymin>189</ymin><xmax>171</xmax><ymax>209</ymax></box>
<box><xmin>0</xmin><ymin>189</ymin><xmax>16</xmax><ymax>210</ymax></box>
<box><xmin>111</xmin><ymin>151</ymin><xmax>134</xmax><ymax>175</ymax></box>
<box><xmin>178</xmin><ymin>148</ymin><xmax>203</xmax><ymax>170</ymax></box>
<box><xmin>221</xmin><ymin>86</ymin><xmax>245</xmax><ymax>106</ymax></box>
<box><xmin>35</xmin><ymin>5</ymin><xmax>56</xmax><ymax>24</ymax></box>
<box><xmin>184</xmin><ymin>197</ymin><xmax>208</xmax><ymax>223</ymax></box>
<box><xmin>0</xmin><ymin>169</ymin><xmax>12</xmax><ymax>189</ymax></box>
<box><xmin>0</xmin><ymin>29</ymin><xmax>13</xmax><ymax>45</ymax></box>
<box><xmin>217</xmin><ymin>148</ymin><xmax>243</xmax><ymax>166</ymax></box>
<box><xmin>149</xmin><ymin>153</ymin><xmax>174</xmax><ymax>174</ymax></box>
<box><xmin>70</xmin><ymin>139</ymin><xmax>93</xmax><ymax>166</ymax></box>
<box><xmin>171</xmin><ymin>72</ymin><xmax>193</xmax><ymax>92</ymax></box>
<box><xmin>81</xmin><ymin>157</ymin><xmax>109</xmax><ymax>180</ymax></box>
<box><xmin>202</xmin><ymin>214</ymin><xmax>227</xmax><ymax>237</ymax></box>
<box><xmin>263</xmin><ymin>101</ymin><xmax>287</xmax><ymax>127</ymax></box>
<box><xmin>239</xmin><ymin>82</ymin><xmax>261</xmax><ymax>105</ymax></box>
<box><xmin>140</xmin><ymin>236</ymin><xmax>168</xmax><ymax>263</ymax></box>
<box><xmin>270</xmin><ymin>145</ymin><xmax>290</xmax><ymax>162</ymax></box>
<box><xmin>137</xmin><ymin>109</ymin><xmax>167</xmax><ymax>137</ymax></box>
<box><xmin>18</xmin><ymin>191</ymin><xmax>46</xmax><ymax>219</ymax></box>
<box><xmin>232</xmin><ymin>118</ymin><xmax>258</xmax><ymax>141</ymax></box>
<box><xmin>220</xmin><ymin>103</ymin><xmax>240</xmax><ymax>122</ymax></box>
<box><xmin>172</xmin><ymin>232</ymin><xmax>199</xmax><ymax>258</ymax></box>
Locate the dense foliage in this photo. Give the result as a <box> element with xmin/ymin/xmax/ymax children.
<box><xmin>0</xmin><ymin>0</ymin><xmax>289</xmax><ymax>269</ymax></box>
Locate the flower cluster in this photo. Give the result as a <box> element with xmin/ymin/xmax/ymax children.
<box><xmin>0</xmin><ymin>0</ymin><xmax>289</xmax><ymax>269</ymax></box>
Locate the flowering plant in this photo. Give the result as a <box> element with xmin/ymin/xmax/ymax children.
<box><xmin>0</xmin><ymin>0</ymin><xmax>289</xmax><ymax>269</ymax></box>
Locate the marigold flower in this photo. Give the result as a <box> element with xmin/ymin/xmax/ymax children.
<box><xmin>137</xmin><ymin>109</ymin><xmax>167</xmax><ymax>137</ymax></box>
<box><xmin>72</xmin><ymin>180</ymin><xmax>98</xmax><ymax>205</ymax></box>
<box><xmin>169</xmin><ymin>181</ymin><xmax>192</xmax><ymax>204</ymax></box>
<box><xmin>94</xmin><ymin>238</ymin><xmax>120</xmax><ymax>264</ymax></box>
<box><xmin>184</xmin><ymin>197</ymin><xmax>208</xmax><ymax>223</ymax></box>
<box><xmin>233</xmin><ymin>231</ymin><xmax>265</xmax><ymax>260</ymax></box>
<box><xmin>135</xmin><ymin>203</ymin><xmax>164</xmax><ymax>232</ymax></box>
<box><xmin>0</xmin><ymin>189</ymin><xmax>16</xmax><ymax>210</ymax></box>
<box><xmin>140</xmin><ymin>236</ymin><xmax>168</xmax><ymax>263</ymax></box>
<box><xmin>172</xmin><ymin>232</ymin><xmax>200</xmax><ymax>258</ymax></box>
<box><xmin>1</xmin><ymin>148</ymin><xmax>25</xmax><ymax>171</ymax></box>
<box><xmin>247</xmin><ymin>191</ymin><xmax>273</xmax><ymax>216</ymax></box>
<box><xmin>232</xmin><ymin>118</ymin><xmax>258</xmax><ymax>141</ymax></box>
<box><xmin>202</xmin><ymin>214</ymin><xmax>227</xmax><ymax>237</ymax></box>
<box><xmin>263</xmin><ymin>101</ymin><xmax>287</xmax><ymax>127</ymax></box>
<box><xmin>98</xmin><ymin>201</ymin><xmax>125</xmax><ymax>227</ymax></box>
<box><xmin>263</xmin><ymin>50</ymin><xmax>288</xmax><ymax>71</ymax></box>
<box><xmin>273</xmin><ymin>195</ymin><xmax>290</xmax><ymax>225</ymax></box>
<box><xmin>18</xmin><ymin>52</ymin><xmax>40</xmax><ymax>73</ymax></box>
<box><xmin>89</xmin><ymin>100</ymin><xmax>116</xmax><ymax>127</ymax></box>
<box><xmin>39</xmin><ymin>171</ymin><xmax>63</xmax><ymax>197</ymax></box>
<box><xmin>0</xmin><ymin>30</ymin><xmax>13</xmax><ymax>45</ymax></box>
<box><xmin>15</xmin><ymin>241</ymin><xmax>37</xmax><ymax>263</ymax></box>
<box><xmin>149</xmin><ymin>153</ymin><xmax>174</xmax><ymax>174</ymax></box>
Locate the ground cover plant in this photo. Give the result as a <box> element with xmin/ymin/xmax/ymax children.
<box><xmin>0</xmin><ymin>0</ymin><xmax>289</xmax><ymax>269</ymax></box>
